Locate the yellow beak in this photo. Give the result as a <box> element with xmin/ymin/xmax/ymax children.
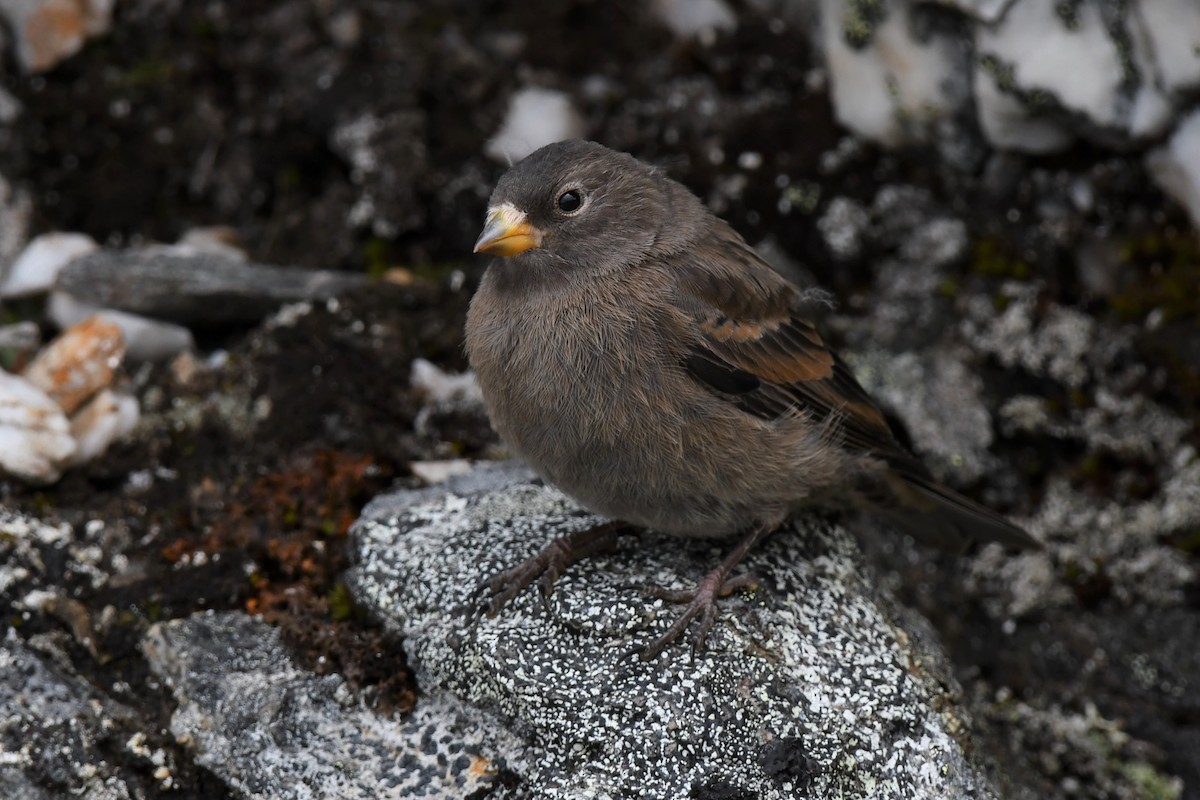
<box><xmin>473</xmin><ymin>203</ymin><xmax>544</xmax><ymax>256</ymax></box>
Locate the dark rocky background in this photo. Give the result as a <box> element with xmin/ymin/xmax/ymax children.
<box><xmin>0</xmin><ymin>1</ymin><xmax>1197</xmax><ymax>797</ymax></box>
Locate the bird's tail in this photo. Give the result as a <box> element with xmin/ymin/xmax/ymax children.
<box><xmin>878</xmin><ymin>468</ymin><xmax>1040</xmax><ymax>551</ymax></box>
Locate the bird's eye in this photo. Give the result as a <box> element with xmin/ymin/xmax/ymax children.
<box><xmin>556</xmin><ymin>190</ymin><xmax>583</xmax><ymax>213</ymax></box>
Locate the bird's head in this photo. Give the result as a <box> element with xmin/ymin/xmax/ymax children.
<box><xmin>474</xmin><ymin>140</ymin><xmax>701</xmax><ymax>283</ymax></box>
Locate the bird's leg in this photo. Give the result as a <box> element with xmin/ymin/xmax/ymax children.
<box><xmin>635</xmin><ymin>523</ymin><xmax>776</xmax><ymax>661</ymax></box>
<box><xmin>477</xmin><ymin>520</ymin><xmax>627</xmax><ymax>618</ymax></box>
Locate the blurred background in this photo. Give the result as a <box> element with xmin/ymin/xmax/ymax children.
<box><xmin>0</xmin><ymin>1</ymin><xmax>1198</xmax><ymax>798</ymax></box>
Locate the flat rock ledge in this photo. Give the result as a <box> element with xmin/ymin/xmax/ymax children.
<box><xmin>345</xmin><ymin>462</ymin><xmax>996</xmax><ymax>799</ymax></box>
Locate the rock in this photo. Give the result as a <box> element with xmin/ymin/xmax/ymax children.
<box><xmin>820</xmin><ymin>0</ymin><xmax>969</xmax><ymax>148</ymax></box>
<box><xmin>652</xmin><ymin>0</ymin><xmax>737</xmax><ymax>42</ymax></box>
<box><xmin>347</xmin><ymin>462</ymin><xmax>998</xmax><ymax>799</ymax></box>
<box><xmin>142</xmin><ymin>612</ymin><xmax>502</xmax><ymax>800</ymax></box>
<box><xmin>22</xmin><ymin>315</ymin><xmax>124</xmax><ymax>415</ymax></box>
<box><xmin>0</xmin><ymin>231</ymin><xmax>97</xmax><ymax>298</ymax></box>
<box><xmin>171</xmin><ymin>226</ymin><xmax>248</xmax><ymax>262</ymax></box>
<box><xmin>974</xmin><ymin>1</ymin><xmax>1166</xmax><ymax>151</ymax></box>
<box><xmin>47</xmin><ymin>293</ymin><xmax>195</xmax><ymax>362</ymax></box>
<box><xmin>0</xmin><ymin>0</ymin><xmax>114</xmax><ymax>73</ymax></box>
<box><xmin>0</xmin><ymin>369</ymin><xmax>76</xmax><ymax>483</ymax></box>
<box><xmin>484</xmin><ymin>88</ymin><xmax>584</xmax><ymax>165</ymax></box>
<box><xmin>1131</xmin><ymin>0</ymin><xmax>1200</xmax><ymax>95</ymax></box>
<box><xmin>0</xmin><ymin>320</ymin><xmax>41</xmax><ymax>363</ymax></box>
<box><xmin>67</xmin><ymin>387</ymin><xmax>139</xmax><ymax>465</ymax></box>
<box><xmin>55</xmin><ymin>249</ymin><xmax>370</xmax><ymax>326</ymax></box>
<box><xmin>814</xmin><ymin>0</ymin><xmax>1200</xmax><ymax>153</ymax></box>
<box><xmin>0</xmin><ymin>632</ymin><xmax>136</xmax><ymax>799</ymax></box>
<box><xmin>0</xmin><ymin>174</ymin><xmax>32</xmax><ymax>273</ymax></box>
<box><xmin>0</xmin><ymin>85</ymin><xmax>22</xmax><ymax>125</ymax></box>
<box><xmin>408</xmin><ymin>458</ymin><xmax>474</xmax><ymax>485</ymax></box>
<box><xmin>1147</xmin><ymin>109</ymin><xmax>1200</xmax><ymax>232</ymax></box>
<box><xmin>927</xmin><ymin>0</ymin><xmax>1015</xmax><ymax>23</ymax></box>
<box><xmin>409</xmin><ymin>357</ymin><xmax>483</xmax><ymax>406</ymax></box>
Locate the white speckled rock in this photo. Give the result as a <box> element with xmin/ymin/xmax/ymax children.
<box><xmin>0</xmin><ymin>632</ymin><xmax>136</xmax><ymax>799</ymax></box>
<box><xmin>347</xmin><ymin>462</ymin><xmax>998</xmax><ymax>799</ymax></box>
<box><xmin>142</xmin><ymin>612</ymin><xmax>505</xmax><ymax>800</ymax></box>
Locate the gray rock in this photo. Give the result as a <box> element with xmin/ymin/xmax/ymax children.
<box><xmin>0</xmin><ymin>632</ymin><xmax>136</xmax><ymax>799</ymax></box>
<box><xmin>55</xmin><ymin>249</ymin><xmax>370</xmax><ymax>326</ymax></box>
<box><xmin>142</xmin><ymin>611</ymin><xmax>503</xmax><ymax>800</ymax></box>
<box><xmin>348</xmin><ymin>462</ymin><xmax>998</xmax><ymax>799</ymax></box>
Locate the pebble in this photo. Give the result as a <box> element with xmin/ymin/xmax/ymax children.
<box><xmin>0</xmin><ymin>0</ymin><xmax>115</xmax><ymax>73</ymax></box>
<box><xmin>22</xmin><ymin>315</ymin><xmax>125</xmax><ymax>415</ymax></box>
<box><xmin>68</xmin><ymin>387</ymin><xmax>140</xmax><ymax>465</ymax></box>
<box><xmin>48</xmin><ymin>292</ymin><xmax>195</xmax><ymax>362</ymax></box>
<box><xmin>0</xmin><ymin>368</ymin><xmax>76</xmax><ymax>483</ymax></box>
<box><xmin>0</xmin><ymin>231</ymin><xmax>98</xmax><ymax>298</ymax></box>
<box><xmin>484</xmin><ymin>88</ymin><xmax>583</xmax><ymax>164</ymax></box>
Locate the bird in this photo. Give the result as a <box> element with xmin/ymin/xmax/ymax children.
<box><xmin>465</xmin><ymin>139</ymin><xmax>1037</xmax><ymax>659</ymax></box>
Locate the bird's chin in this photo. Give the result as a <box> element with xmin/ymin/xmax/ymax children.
<box><xmin>486</xmin><ymin>249</ymin><xmax>574</xmax><ymax>293</ymax></box>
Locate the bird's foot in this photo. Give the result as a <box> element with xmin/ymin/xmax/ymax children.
<box><xmin>473</xmin><ymin>520</ymin><xmax>625</xmax><ymax>621</ymax></box>
<box><xmin>628</xmin><ymin>523</ymin><xmax>775</xmax><ymax>661</ymax></box>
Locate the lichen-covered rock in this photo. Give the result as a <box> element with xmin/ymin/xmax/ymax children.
<box><xmin>348</xmin><ymin>462</ymin><xmax>997</xmax><ymax>799</ymax></box>
<box><xmin>142</xmin><ymin>611</ymin><xmax>504</xmax><ymax>800</ymax></box>
<box><xmin>0</xmin><ymin>633</ymin><xmax>137</xmax><ymax>799</ymax></box>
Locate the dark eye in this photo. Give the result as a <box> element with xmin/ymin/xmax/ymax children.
<box><xmin>557</xmin><ymin>190</ymin><xmax>582</xmax><ymax>213</ymax></box>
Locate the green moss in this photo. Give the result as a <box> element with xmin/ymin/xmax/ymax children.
<box><xmin>122</xmin><ymin>58</ymin><xmax>174</xmax><ymax>88</ymax></box>
<box><xmin>362</xmin><ymin>237</ymin><xmax>391</xmax><ymax>279</ymax></box>
<box><xmin>277</xmin><ymin>165</ymin><xmax>302</xmax><ymax>191</ymax></box>
<box><xmin>972</xmin><ymin>237</ymin><xmax>1033</xmax><ymax>280</ymax></box>
<box><xmin>937</xmin><ymin>278</ymin><xmax>959</xmax><ymax>298</ymax></box>
<box><xmin>1171</xmin><ymin>528</ymin><xmax>1200</xmax><ymax>554</ymax></box>
<box><xmin>842</xmin><ymin>0</ymin><xmax>885</xmax><ymax>47</ymax></box>
<box><xmin>1110</xmin><ymin>229</ymin><xmax>1200</xmax><ymax>323</ymax></box>
<box><xmin>1119</xmin><ymin>762</ymin><xmax>1182</xmax><ymax>800</ymax></box>
<box><xmin>327</xmin><ymin>583</ymin><xmax>356</xmax><ymax>622</ymax></box>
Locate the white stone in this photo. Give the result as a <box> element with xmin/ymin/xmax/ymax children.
<box><xmin>410</xmin><ymin>358</ymin><xmax>483</xmax><ymax>406</ymax></box>
<box><xmin>47</xmin><ymin>293</ymin><xmax>195</xmax><ymax>362</ymax></box>
<box><xmin>0</xmin><ymin>369</ymin><xmax>76</xmax><ymax>483</ymax></box>
<box><xmin>0</xmin><ymin>0</ymin><xmax>114</xmax><ymax>73</ymax></box>
<box><xmin>0</xmin><ymin>86</ymin><xmax>22</xmax><ymax>125</ymax></box>
<box><xmin>68</xmin><ymin>388</ymin><xmax>139</xmax><ymax>465</ymax></box>
<box><xmin>973</xmin><ymin>68</ymin><xmax>1072</xmax><ymax>153</ymax></box>
<box><xmin>821</xmin><ymin>0</ymin><xmax>966</xmax><ymax>147</ymax></box>
<box><xmin>1146</xmin><ymin>110</ymin><xmax>1200</xmax><ymax>233</ymax></box>
<box><xmin>973</xmin><ymin>0</ymin><xmax>1175</xmax><ymax>150</ymax></box>
<box><xmin>1131</xmin><ymin>0</ymin><xmax>1200</xmax><ymax>95</ymax></box>
<box><xmin>484</xmin><ymin>88</ymin><xmax>583</xmax><ymax>165</ymax></box>
<box><xmin>926</xmin><ymin>0</ymin><xmax>1015</xmax><ymax>24</ymax></box>
<box><xmin>169</xmin><ymin>227</ymin><xmax>248</xmax><ymax>262</ymax></box>
<box><xmin>409</xmin><ymin>459</ymin><xmax>475</xmax><ymax>485</ymax></box>
<box><xmin>652</xmin><ymin>0</ymin><xmax>737</xmax><ymax>40</ymax></box>
<box><xmin>0</xmin><ymin>232</ymin><xmax>97</xmax><ymax>298</ymax></box>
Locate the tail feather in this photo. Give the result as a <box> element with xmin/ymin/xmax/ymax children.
<box><xmin>882</xmin><ymin>471</ymin><xmax>1040</xmax><ymax>551</ymax></box>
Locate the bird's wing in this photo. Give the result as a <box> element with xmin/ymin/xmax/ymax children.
<box><xmin>667</xmin><ymin>221</ymin><xmax>1038</xmax><ymax>550</ymax></box>
<box><xmin>669</xmin><ymin>222</ymin><xmax>924</xmax><ymax>475</ymax></box>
